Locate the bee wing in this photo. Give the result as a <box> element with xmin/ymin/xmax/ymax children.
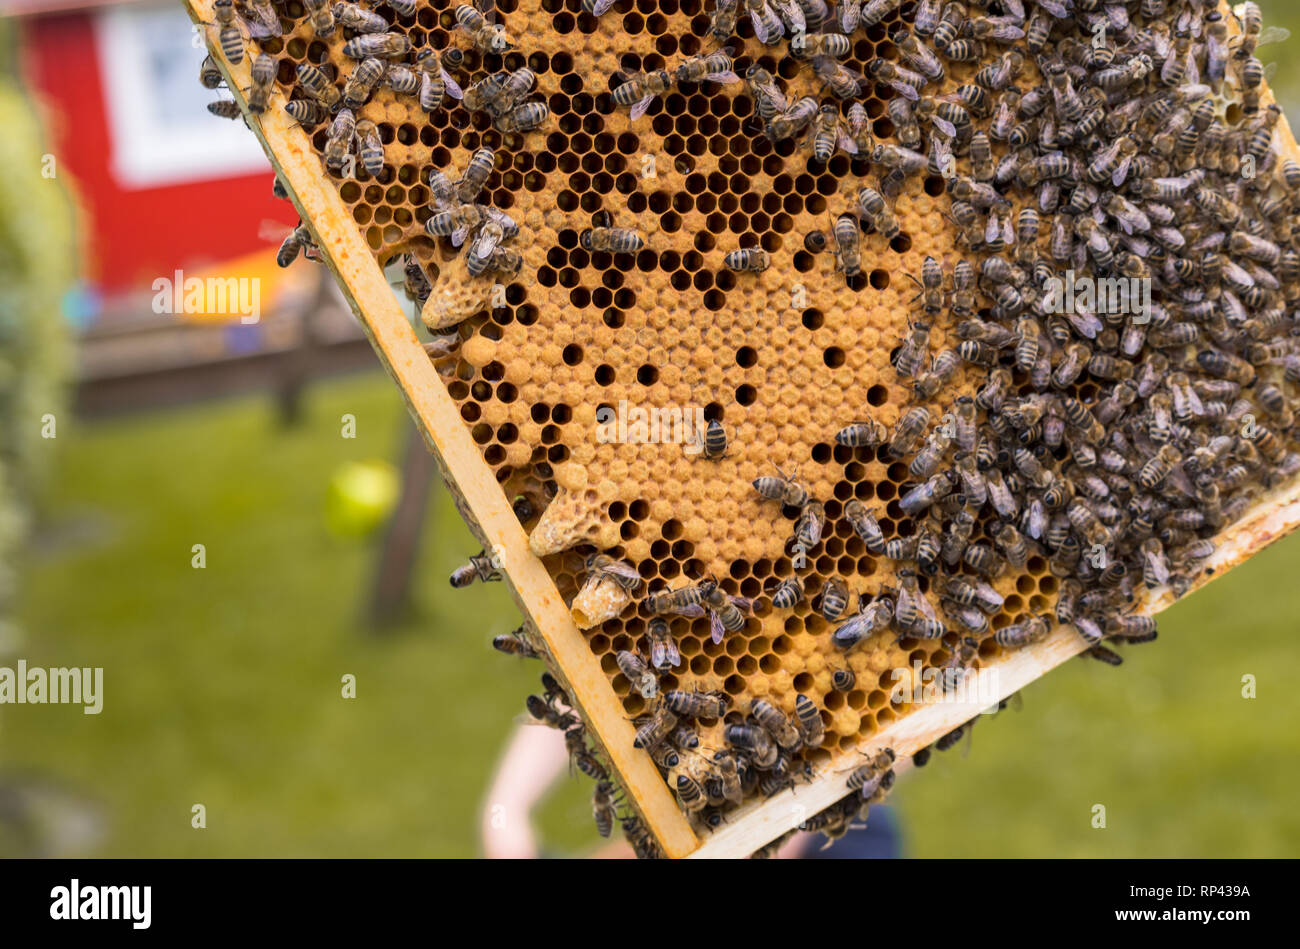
<box><xmin>838</xmin><ymin>129</ymin><xmax>858</xmax><ymax>155</ymax></box>
<box><xmin>593</xmin><ymin>0</ymin><xmax>617</xmax><ymax>12</ymax></box>
<box><xmin>889</xmin><ymin>79</ymin><xmax>920</xmax><ymax>101</ymax></box>
<box><xmin>599</xmin><ymin>559</ymin><xmax>642</xmax><ymax>584</ymax></box>
<box><xmin>751</xmin><ymin>9</ymin><xmax>777</xmax><ymax>44</ymax></box>
<box><xmin>1111</xmin><ymin>156</ymin><xmax>1133</xmax><ymax>188</ymax></box>
<box><xmin>677</xmin><ymin>603</ymin><xmax>707</xmax><ymax>618</ymax></box>
<box><xmin>257</xmin><ymin>218</ymin><xmax>292</xmax><ymax>243</ymax></box>
<box><xmin>452</xmin><ymin>225</ymin><xmax>470</xmax><ymax>247</ymax></box>
<box><xmin>442</xmin><ymin>71</ymin><xmax>465</xmax><ymax>99</ymax></box>
<box><xmin>706</xmin><ymin>70</ymin><xmax>741</xmax><ymax>85</ymax></box>
<box><xmin>729</xmin><ymin>596</ymin><xmax>754</xmax><ymax>614</ymax></box>
<box><xmin>629</xmin><ymin>94</ymin><xmax>656</xmax><ymax>120</ymax></box>
<box><xmin>1259</xmin><ymin>26</ymin><xmax>1292</xmax><ymax>48</ymax></box>
<box><xmin>709</xmin><ymin>610</ymin><xmax>725</xmax><ymax>645</ymax></box>
<box><xmin>665</xmin><ymin>639</ymin><xmax>682</xmax><ymax>668</ymax></box>
<box><xmin>930</xmin><ymin>114</ymin><xmax>958</xmax><ymax>138</ymax></box>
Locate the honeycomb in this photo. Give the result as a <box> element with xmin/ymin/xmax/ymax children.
<box><xmin>197</xmin><ymin>0</ymin><xmax>1300</xmax><ymax>855</ymax></box>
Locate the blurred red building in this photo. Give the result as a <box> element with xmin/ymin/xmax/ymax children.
<box><xmin>6</xmin><ymin>0</ymin><xmax>370</xmax><ymax>414</ymax></box>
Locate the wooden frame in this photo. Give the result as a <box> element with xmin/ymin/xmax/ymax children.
<box><xmin>184</xmin><ymin>0</ymin><xmax>1300</xmax><ymax>859</ymax></box>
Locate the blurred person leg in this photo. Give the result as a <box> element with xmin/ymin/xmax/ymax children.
<box><xmin>480</xmin><ymin>723</ymin><xmax>570</xmax><ymax>859</ymax></box>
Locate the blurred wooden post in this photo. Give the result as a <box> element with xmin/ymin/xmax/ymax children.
<box><xmin>367</xmin><ymin>419</ymin><xmax>437</xmax><ymax>629</ymax></box>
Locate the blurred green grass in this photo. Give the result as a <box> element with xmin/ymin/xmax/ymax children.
<box><xmin>3</xmin><ymin>373</ymin><xmax>1297</xmax><ymax>857</ymax></box>
<box><xmin>2</xmin><ymin>374</ymin><xmax>596</xmax><ymax>857</ymax></box>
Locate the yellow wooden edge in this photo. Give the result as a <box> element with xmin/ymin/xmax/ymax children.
<box><xmin>182</xmin><ymin>0</ymin><xmax>699</xmax><ymax>858</ymax></box>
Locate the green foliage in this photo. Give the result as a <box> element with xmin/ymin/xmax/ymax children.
<box><xmin>0</xmin><ymin>80</ymin><xmax>73</xmax><ymax>638</ymax></box>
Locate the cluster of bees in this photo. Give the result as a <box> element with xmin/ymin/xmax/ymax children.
<box><xmin>603</xmin><ymin>0</ymin><xmax>1300</xmax><ymax>850</ymax></box>
<box><xmin>201</xmin><ymin>0</ymin><xmax>546</xmax><ymax>279</ymax></box>
<box><xmin>204</xmin><ymin>0</ymin><xmax>1300</xmax><ymax>856</ymax></box>
<box><xmin>493</xmin><ymin>613</ymin><xmax>898</xmax><ymax>854</ymax></box>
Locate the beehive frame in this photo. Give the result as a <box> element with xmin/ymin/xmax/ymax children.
<box><xmin>184</xmin><ymin>0</ymin><xmax>1300</xmax><ymax>858</ymax></box>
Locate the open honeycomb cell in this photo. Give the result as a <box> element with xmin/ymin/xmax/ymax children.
<box><xmin>200</xmin><ymin>0</ymin><xmax>1300</xmax><ymax>854</ymax></box>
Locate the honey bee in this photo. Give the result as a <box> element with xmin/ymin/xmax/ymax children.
<box><xmin>646</xmin><ymin>617</ymin><xmax>681</xmax><ymax>670</ymax></box>
<box><xmin>994</xmin><ymin>615</ymin><xmax>1050</xmax><ymax>650</ymax></box>
<box><xmin>497</xmin><ymin>101</ymin><xmax>549</xmax><ymax>133</ymax></box>
<box><xmin>645</xmin><ymin>581</ymin><xmax>711</xmax><ymax>616</ymax></box>
<box><xmin>699</xmin><ymin>418</ymin><xmax>727</xmax><ymax>459</ymax></box>
<box><xmin>584</xmin><ymin>553</ymin><xmax>643</xmax><ymax>592</ymax></box>
<box><xmin>199</xmin><ymin>54</ymin><xmax>225</xmax><ymax>90</ymax></box>
<box><xmin>243</xmin><ymin>0</ymin><xmax>281</xmax><ymax>38</ymax></box>
<box><xmin>207</xmin><ymin>100</ymin><xmax>243</xmax><ymax>121</ymax></box>
<box><xmin>768</xmin><ymin>576</ymin><xmax>802</xmax><ymax>610</ymax></box>
<box><xmin>724</xmin><ymin>723</ymin><xmax>778</xmax><ymax>768</ymax></box>
<box><xmin>817</xmin><ymin>576</ymin><xmax>849</xmax><ymax>621</ymax></box>
<box><xmin>857</xmin><ymin>187</ymin><xmax>900</xmax><ymax>240</ymax></box>
<box><xmin>353</xmin><ymin>118</ymin><xmax>384</xmax><ymax>176</ymax></box>
<box><xmin>526</xmin><ymin>693</ymin><xmax>578</xmax><ymax>731</ymax></box>
<box><xmin>675</xmin><ymin>51</ymin><xmax>739</xmax><ymax>87</ymax></box>
<box><xmin>613</xmin><ymin>69</ymin><xmax>672</xmax><ymax>120</ymax></box>
<box><xmin>455</xmin><ymin>3</ymin><xmax>514</xmax><ymax>53</ymax></box>
<box><xmin>341</xmin><ymin>57</ymin><xmax>384</xmax><ymax>111</ymax></box>
<box><xmin>794</xmin><ymin>693</ymin><xmax>825</xmax><ymax>747</ymax></box>
<box><xmin>245</xmin><ymin>53</ymin><xmax>276</xmax><ymax>115</ymax></box>
<box><xmin>592</xmin><ymin>781</ymin><xmax>619</xmax><ymax>838</ymax></box>
<box><xmin>709</xmin><ymin>0</ymin><xmax>740</xmax><ymax>41</ymax></box>
<box><xmin>209</xmin><ymin>0</ymin><xmax>245</xmax><ymax>65</ymax></box>
<box><xmin>887</xmin><ymin>407</ymin><xmax>930</xmax><ymax>459</ymax></box>
<box><xmin>295</xmin><ymin>62</ymin><xmax>341</xmax><ymax>109</ymax></box>
<box><xmin>750</xmin><ymin>699</ymin><xmax>801</xmax><ymax>750</ymax></box>
<box><xmin>449</xmin><ymin>150</ymin><xmax>493</xmax><ymax>206</ymax></box>
<box><xmin>666</xmin><ymin>689</ymin><xmax>728</xmax><ymax>719</ymax></box>
<box><xmin>753</xmin><ymin>464</ymin><xmax>808</xmax><ymax>507</ymax></box>
<box><xmin>724</xmin><ymin>248</ymin><xmax>770</xmax><ymax>272</ymax></box>
<box><xmin>416</xmin><ymin>48</ymin><xmax>463</xmax><ymax>111</ymax></box>
<box><xmin>467</xmin><ymin>220</ymin><xmax>506</xmax><ymax>279</ymax></box>
<box><xmin>303</xmin><ymin>0</ymin><xmax>335</xmax><ymax>36</ymax></box>
<box><xmin>794</xmin><ymin>500</ymin><xmax>826</xmax><ymax>550</ymax></box>
<box><xmin>616</xmin><ymin>650</ymin><xmax>658</xmax><ymax>699</ymax></box>
<box><xmin>846</xmin><ymin>748</ymin><xmax>895</xmax><ymax>799</ymax></box>
<box><xmin>832</xmin><ymin>214</ymin><xmax>861</xmax><ymax>278</ymax></box>
<box><xmin>631</xmin><ymin>696</ymin><xmax>681</xmax><ymax>748</ymax></box>
<box><xmin>843</xmin><ymin>499</ymin><xmax>885</xmax><ymax>555</ymax></box>
<box><xmin>632</xmin><ymin>699</ymin><xmax>678</xmax><ymax>748</ymax></box>
<box><xmin>766</xmin><ymin>96</ymin><xmax>819</xmax><ymax>142</ymax></box>
<box><xmin>449</xmin><ymin>550</ymin><xmax>501</xmax><ymax>587</ymax></box>
<box><xmin>492</xmin><ymin>626</ymin><xmax>539</xmax><ymax>659</ymax></box>
<box><xmin>581</xmin><ymin>226</ymin><xmax>644</xmax><ymax>254</ymax></box>
<box><xmin>276</xmin><ymin>224</ymin><xmax>317</xmax><ymax>267</ymax></box>
<box><xmin>812</xmin><ymin>58</ymin><xmax>864</xmax><ymax>104</ymax></box>
<box><xmin>791</xmin><ymin>31</ymin><xmax>851</xmax><ymax>60</ymax></box>
<box><xmin>342</xmin><ymin>33</ymin><xmax>411</xmax><ymax>60</ymax></box>
<box><xmin>332</xmin><ymin>2</ymin><xmax>387</xmax><ymax>32</ymax></box>
<box><xmin>745</xmin><ymin>65</ymin><xmax>788</xmax><ymax>123</ymax></box>
<box><xmin>426</xmin><ymin>203</ymin><xmax>483</xmax><ymax>247</ymax></box>
<box><xmin>892</xmin><ymin>26</ymin><xmax>944</xmax><ymax>83</ymax></box>
<box><xmin>323</xmin><ymin>108</ymin><xmax>358</xmax><ymax>175</ymax></box>
<box><xmin>893</xmin><ymin>570</ymin><xmax>944</xmax><ymax>639</ymax></box>
<box><xmin>705</xmin><ymin>586</ymin><xmax>751</xmax><ymax>643</ymax></box>
<box><xmin>1234</xmin><ymin>2</ymin><xmax>1289</xmax><ymax>61</ymax></box>
<box><xmin>280</xmin><ymin>99</ymin><xmax>327</xmax><ymax>129</ymax></box>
